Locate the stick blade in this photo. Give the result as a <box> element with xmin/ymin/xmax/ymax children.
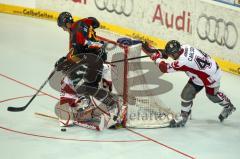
<box><xmin>7</xmin><ymin>106</ymin><xmax>26</xmax><ymax>112</ymax></box>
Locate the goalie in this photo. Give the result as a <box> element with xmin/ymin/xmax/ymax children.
<box><xmin>55</xmin><ymin>68</ymin><xmax>120</xmax><ymax>131</ymax></box>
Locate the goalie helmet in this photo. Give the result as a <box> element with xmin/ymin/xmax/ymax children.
<box><xmin>165</xmin><ymin>40</ymin><xmax>181</xmax><ymax>55</ymax></box>
<box><xmin>57</xmin><ymin>12</ymin><xmax>73</xmax><ymax>27</ymax></box>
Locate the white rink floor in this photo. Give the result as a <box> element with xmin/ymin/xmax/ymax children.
<box><xmin>0</xmin><ymin>13</ymin><xmax>240</xmax><ymax>159</ymax></box>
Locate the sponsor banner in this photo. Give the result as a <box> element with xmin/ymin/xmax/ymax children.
<box><xmin>143</xmin><ymin>0</ymin><xmax>194</xmax><ymax>45</ymax></box>
<box><xmin>193</xmin><ymin>0</ymin><xmax>240</xmax><ymax>75</ymax></box>
<box><xmin>215</xmin><ymin>57</ymin><xmax>240</xmax><ymax>75</ymax></box>
<box><xmin>0</xmin><ymin>3</ymin><xmax>58</xmax><ymax>21</ymax></box>
<box><xmin>194</xmin><ymin>0</ymin><xmax>240</xmax><ymax>63</ymax></box>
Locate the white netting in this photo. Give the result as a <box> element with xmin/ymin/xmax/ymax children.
<box><xmin>124</xmin><ymin>44</ymin><xmax>176</xmax><ymax>128</ymax></box>
<box><xmin>98</xmin><ymin>30</ymin><xmax>176</xmax><ymax>128</ymax></box>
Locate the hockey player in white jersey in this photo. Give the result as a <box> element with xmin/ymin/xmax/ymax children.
<box><xmin>151</xmin><ymin>40</ymin><xmax>236</xmax><ymax>127</ymax></box>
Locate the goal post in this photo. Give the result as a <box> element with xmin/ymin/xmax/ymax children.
<box><xmin>99</xmin><ymin>36</ymin><xmax>176</xmax><ymax>128</ymax></box>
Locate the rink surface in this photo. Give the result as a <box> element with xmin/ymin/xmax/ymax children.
<box><xmin>0</xmin><ymin>13</ymin><xmax>240</xmax><ymax>159</ymax></box>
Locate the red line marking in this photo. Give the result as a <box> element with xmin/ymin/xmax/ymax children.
<box><xmin>0</xmin><ymin>72</ymin><xmax>196</xmax><ymax>158</ymax></box>
<box><xmin>0</xmin><ymin>126</ymin><xmax>148</xmax><ymax>143</ymax></box>
<box><xmin>0</xmin><ymin>73</ymin><xmax>58</xmax><ymax>100</ymax></box>
<box><xmin>126</xmin><ymin>128</ymin><xmax>196</xmax><ymax>159</ymax></box>
<box><xmin>0</xmin><ymin>94</ymin><xmax>45</xmax><ymax>104</ymax></box>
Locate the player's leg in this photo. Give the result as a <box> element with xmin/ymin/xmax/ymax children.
<box><xmin>170</xmin><ymin>80</ymin><xmax>203</xmax><ymax>127</ymax></box>
<box><xmin>76</xmin><ymin>84</ymin><xmax>119</xmax><ymax>116</ymax></box>
<box><xmin>205</xmin><ymin>87</ymin><xmax>236</xmax><ymax>122</ymax></box>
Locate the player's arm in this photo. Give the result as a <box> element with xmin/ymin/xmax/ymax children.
<box><xmin>142</xmin><ymin>41</ymin><xmax>168</xmax><ymax>59</ymax></box>
<box><xmin>151</xmin><ymin>55</ymin><xmax>183</xmax><ymax>73</ymax></box>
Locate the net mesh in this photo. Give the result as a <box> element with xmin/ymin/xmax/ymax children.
<box><xmin>98</xmin><ymin>31</ymin><xmax>176</xmax><ymax>128</ymax></box>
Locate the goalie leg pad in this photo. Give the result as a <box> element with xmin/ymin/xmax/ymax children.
<box><xmin>74</xmin><ymin>115</ymin><xmax>105</xmax><ymax>131</ymax></box>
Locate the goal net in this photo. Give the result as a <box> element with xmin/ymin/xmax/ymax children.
<box><xmin>99</xmin><ymin>36</ymin><xmax>176</xmax><ymax>128</ymax></box>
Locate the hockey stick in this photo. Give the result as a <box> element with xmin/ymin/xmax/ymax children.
<box><xmin>110</xmin><ymin>41</ymin><xmax>166</xmax><ymax>64</ymax></box>
<box><xmin>35</xmin><ymin>112</ymin><xmax>58</xmax><ymax>120</ymax></box>
<box><xmin>111</xmin><ymin>55</ymin><xmax>149</xmax><ymax>64</ymax></box>
<box><xmin>7</xmin><ymin>70</ymin><xmax>56</xmax><ymax>112</ymax></box>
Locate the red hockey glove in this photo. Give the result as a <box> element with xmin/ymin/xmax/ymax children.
<box><xmin>151</xmin><ymin>52</ymin><xmax>162</xmax><ymax>61</ymax></box>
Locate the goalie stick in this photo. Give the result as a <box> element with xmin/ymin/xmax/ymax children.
<box><xmin>7</xmin><ymin>70</ymin><xmax>56</xmax><ymax>112</ymax></box>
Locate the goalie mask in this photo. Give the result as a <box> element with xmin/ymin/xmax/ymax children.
<box><xmin>57</xmin><ymin>12</ymin><xmax>73</xmax><ymax>27</ymax></box>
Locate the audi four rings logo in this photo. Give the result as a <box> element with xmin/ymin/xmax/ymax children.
<box><xmin>94</xmin><ymin>0</ymin><xmax>134</xmax><ymax>17</ymax></box>
<box><xmin>197</xmin><ymin>14</ymin><xmax>238</xmax><ymax>49</ymax></box>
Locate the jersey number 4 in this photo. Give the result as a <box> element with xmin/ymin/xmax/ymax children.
<box><xmin>195</xmin><ymin>56</ymin><xmax>211</xmax><ymax>70</ymax></box>
<box><xmin>195</xmin><ymin>49</ymin><xmax>212</xmax><ymax>70</ymax></box>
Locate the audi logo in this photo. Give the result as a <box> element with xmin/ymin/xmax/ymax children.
<box><xmin>94</xmin><ymin>0</ymin><xmax>134</xmax><ymax>17</ymax></box>
<box><xmin>197</xmin><ymin>14</ymin><xmax>238</xmax><ymax>49</ymax></box>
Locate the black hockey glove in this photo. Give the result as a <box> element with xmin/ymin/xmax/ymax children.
<box><xmin>55</xmin><ymin>56</ymin><xmax>74</xmax><ymax>72</ymax></box>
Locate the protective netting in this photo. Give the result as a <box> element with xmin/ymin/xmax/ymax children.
<box><xmin>100</xmin><ymin>34</ymin><xmax>177</xmax><ymax>128</ymax></box>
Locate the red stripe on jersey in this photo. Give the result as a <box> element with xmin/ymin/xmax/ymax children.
<box><xmin>174</xmin><ymin>65</ymin><xmax>212</xmax><ymax>86</ymax></box>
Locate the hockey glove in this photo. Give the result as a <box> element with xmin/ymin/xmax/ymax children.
<box><xmin>151</xmin><ymin>50</ymin><xmax>168</xmax><ymax>60</ymax></box>
<box><xmin>151</xmin><ymin>52</ymin><xmax>161</xmax><ymax>61</ymax></box>
<box><xmin>55</xmin><ymin>56</ymin><xmax>74</xmax><ymax>72</ymax></box>
<box><xmin>55</xmin><ymin>56</ymin><xmax>66</xmax><ymax>68</ymax></box>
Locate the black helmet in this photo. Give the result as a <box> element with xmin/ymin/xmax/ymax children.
<box><xmin>57</xmin><ymin>12</ymin><xmax>73</xmax><ymax>27</ymax></box>
<box><xmin>165</xmin><ymin>40</ymin><xmax>181</xmax><ymax>55</ymax></box>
